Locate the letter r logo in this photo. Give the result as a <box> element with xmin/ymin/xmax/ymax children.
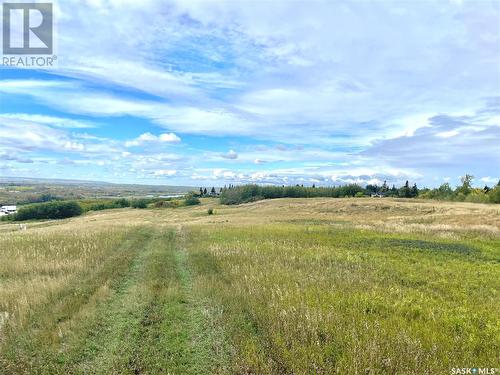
<box><xmin>2</xmin><ymin>3</ymin><xmax>53</xmax><ymax>55</ymax></box>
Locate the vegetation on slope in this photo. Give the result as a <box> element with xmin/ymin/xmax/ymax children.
<box><xmin>219</xmin><ymin>175</ymin><xmax>500</xmax><ymax>205</ymax></box>
<box><xmin>0</xmin><ymin>200</ymin><xmax>498</xmax><ymax>373</ymax></box>
<box><xmin>13</xmin><ymin>201</ymin><xmax>83</xmax><ymax>221</ymax></box>
<box><xmin>220</xmin><ymin>184</ymin><xmax>365</xmax><ymax>205</ymax></box>
<box><xmin>0</xmin><ymin>227</ymin><xmax>225</xmax><ymax>374</ymax></box>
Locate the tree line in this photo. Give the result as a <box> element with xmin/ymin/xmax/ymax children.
<box><xmin>219</xmin><ymin>175</ymin><xmax>500</xmax><ymax>205</ymax></box>
<box><xmin>1</xmin><ymin>194</ymin><xmax>202</xmax><ymax>222</ymax></box>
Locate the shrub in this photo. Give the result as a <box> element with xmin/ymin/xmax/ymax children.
<box><xmin>184</xmin><ymin>194</ymin><xmax>201</xmax><ymax>206</ymax></box>
<box><xmin>207</xmin><ymin>208</ymin><xmax>214</xmax><ymax>215</ymax></box>
<box><xmin>488</xmin><ymin>186</ymin><xmax>500</xmax><ymax>203</ymax></box>
<box><xmin>83</xmin><ymin>198</ymin><xmax>131</xmax><ymax>212</ymax></box>
<box><xmin>465</xmin><ymin>190</ymin><xmax>489</xmax><ymax>204</ymax></box>
<box><xmin>153</xmin><ymin>199</ymin><xmax>183</xmax><ymax>208</ymax></box>
<box><xmin>14</xmin><ymin>201</ymin><xmax>83</xmax><ymax>221</ymax></box>
<box><xmin>131</xmin><ymin>199</ymin><xmax>148</xmax><ymax>209</ymax></box>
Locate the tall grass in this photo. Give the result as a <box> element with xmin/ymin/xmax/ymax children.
<box><xmin>0</xmin><ymin>225</ymin><xmax>134</xmax><ymax>371</ymax></box>
<box><xmin>187</xmin><ymin>224</ymin><xmax>500</xmax><ymax>373</ymax></box>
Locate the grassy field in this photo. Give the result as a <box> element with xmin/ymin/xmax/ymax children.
<box><xmin>0</xmin><ymin>198</ymin><xmax>498</xmax><ymax>374</ymax></box>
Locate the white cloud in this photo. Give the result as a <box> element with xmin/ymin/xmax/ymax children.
<box><xmin>480</xmin><ymin>176</ymin><xmax>499</xmax><ymax>184</ymax></box>
<box><xmin>159</xmin><ymin>133</ymin><xmax>182</xmax><ymax>143</ymax></box>
<box><xmin>125</xmin><ymin>132</ymin><xmax>181</xmax><ymax>147</ymax></box>
<box><xmin>435</xmin><ymin>130</ymin><xmax>460</xmax><ymax>138</ymax></box>
<box><xmin>0</xmin><ymin>113</ymin><xmax>97</xmax><ymax>129</ymax></box>
<box><xmin>153</xmin><ymin>169</ymin><xmax>177</xmax><ymax>176</ymax></box>
<box><xmin>220</xmin><ymin>150</ymin><xmax>238</xmax><ymax>160</ymax></box>
<box><xmin>1</xmin><ymin>1</ymin><xmax>499</xmax><ymax>185</ymax></box>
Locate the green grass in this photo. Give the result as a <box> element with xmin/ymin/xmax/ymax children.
<box><xmin>186</xmin><ymin>225</ymin><xmax>500</xmax><ymax>374</ymax></box>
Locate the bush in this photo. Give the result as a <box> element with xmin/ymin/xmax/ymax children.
<box><xmin>153</xmin><ymin>199</ymin><xmax>183</xmax><ymax>208</ymax></box>
<box><xmin>207</xmin><ymin>208</ymin><xmax>214</xmax><ymax>215</ymax></box>
<box><xmin>465</xmin><ymin>190</ymin><xmax>489</xmax><ymax>204</ymax></box>
<box><xmin>489</xmin><ymin>186</ymin><xmax>500</xmax><ymax>203</ymax></box>
<box><xmin>184</xmin><ymin>194</ymin><xmax>201</xmax><ymax>206</ymax></box>
<box><xmin>82</xmin><ymin>198</ymin><xmax>131</xmax><ymax>212</ymax></box>
<box><xmin>14</xmin><ymin>201</ymin><xmax>83</xmax><ymax>221</ymax></box>
<box><xmin>131</xmin><ymin>199</ymin><xmax>148</xmax><ymax>209</ymax></box>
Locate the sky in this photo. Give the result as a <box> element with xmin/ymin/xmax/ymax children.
<box><xmin>0</xmin><ymin>0</ymin><xmax>499</xmax><ymax>188</ymax></box>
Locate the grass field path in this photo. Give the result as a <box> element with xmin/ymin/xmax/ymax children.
<box><xmin>65</xmin><ymin>226</ymin><xmax>228</xmax><ymax>375</ymax></box>
<box><xmin>0</xmin><ymin>226</ymin><xmax>228</xmax><ymax>374</ymax></box>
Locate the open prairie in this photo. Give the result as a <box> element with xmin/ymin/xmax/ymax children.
<box><xmin>0</xmin><ymin>198</ymin><xmax>499</xmax><ymax>374</ymax></box>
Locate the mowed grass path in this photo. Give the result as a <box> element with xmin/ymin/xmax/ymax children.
<box><xmin>0</xmin><ymin>199</ymin><xmax>499</xmax><ymax>374</ymax></box>
<box><xmin>0</xmin><ymin>227</ymin><xmax>226</xmax><ymax>374</ymax></box>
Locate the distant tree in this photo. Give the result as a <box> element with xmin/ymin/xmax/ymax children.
<box><xmin>411</xmin><ymin>183</ymin><xmax>419</xmax><ymax>197</ymax></box>
<box><xmin>131</xmin><ymin>199</ymin><xmax>148</xmax><ymax>209</ymax></box>
<box><xmin>184</xmin><ymin>194</ymin><xmax>201</xmax><ymax>206</ymax></box>
<box><xmin>381</xmin><ymin>180</ymin><xmax>389</xmax><ymax>193</ymax></box>
<box><xmin>484</xmin><ymin>185</ymin><xmax>491</xmax><ymax>193</ymax></box>
<box><xmin>366</xmin><ymin>184</ymin><xmax>378</xmax><ymax>194</ymax></box>
<box><xmin>15</xmin><ymin>201</ymin><xmax>83</xmax><ymax>221</ymax></box>
<box><xmin>312</xmin><ymin>183</ymin><xmax>316</xmax><ymax>188</ymax></box>
<box><xmin>399</xmin><ymin>180</ymin><xmax>412</xmax><ymax>198</ymax></box>
<box><xmin>457</xmin><ymin>174</ymin><xmax>474</xmax><ymax>195</ymax></box>
<box><xmin>203</xmin><ymin>188</ymin><xmax>207</xmax><ymax>195</ymax></box>
<box><xmin>211</xmin><ymin>187</ymin><xmax>216</xmax><ymax>195</ymax></box>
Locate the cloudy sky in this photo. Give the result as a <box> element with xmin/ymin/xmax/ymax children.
<box><xmin>1</xmin><ymin>0</ymin><xmax>499</xmax><ymax>187</ymax></box>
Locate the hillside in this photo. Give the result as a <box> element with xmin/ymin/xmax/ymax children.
<box><xmin>0</xmin><ymin>198</ymin><xmax>499</xmax><ymax>373</ymax></box>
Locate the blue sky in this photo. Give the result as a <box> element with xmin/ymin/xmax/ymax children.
<box><xmin>0</xmin><ymin>0</ymin><xmax>499</xmax><ymax>187</ymax></box>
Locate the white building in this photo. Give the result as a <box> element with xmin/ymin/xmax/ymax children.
<box><xmin>0</xmin><ymin>205</ymin><xmax>17</xmax><ymax>215</ymax></box>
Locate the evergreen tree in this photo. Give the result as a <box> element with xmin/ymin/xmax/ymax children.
<box><xmin>203</xmin><ymin>188</ymin><xmax>207</xmax><ymax>195</ymax></box>
<box><xmin>399</xmin><ymin>180</ymin><xmax>411</xmax><ymax>198</ymax></box>
<box><xmin>211</xmin><ymin>187</ymin><xmax>216</xmax><ymax>194</ymax></box>
<box><xmin>199</xmin><ymin>187</ymin><xmax>203</xmax><ymax>196</ymax></box>
<box><xmin>411</xmin><ymin>183</ymin><xmax>419</xmax><ymax>197</ymax></box>
<box><xmin>390</xmin><ymin>184</ymin><xmax>398</xmax><ymax>196</ymax></box>
<box><xmin>366</xmin><ymin>184</ymin><xmax>378</xmax><ymax>194</ymax></box>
